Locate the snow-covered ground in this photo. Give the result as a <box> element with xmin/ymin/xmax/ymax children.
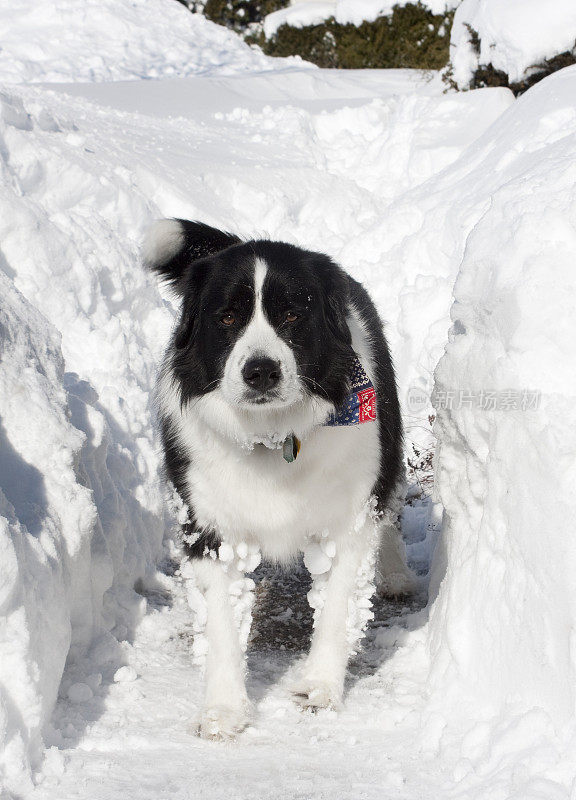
<box><xmin>0</xmin><ymin>0</ymin><xmax>299</xmax><ymax>83</ymax></box>
<box><xmin>1</xmin><ymin>1</ymin><xmax>576</xmax><ymax>798</ymax></box>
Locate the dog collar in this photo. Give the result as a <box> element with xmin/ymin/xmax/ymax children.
<box><xmin>282</xmin><ymin>357</ymin><xmax>376</xmax><ymax>462</ymax></box>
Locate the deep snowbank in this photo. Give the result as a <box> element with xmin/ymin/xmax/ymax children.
<box><xmin>450</xmin><ymin>0</ymin><xmax>576</xmax><ymax>88</ymax></box>
<box><xmin>427</xmin><ymin>65</ymin><xmax>576</xmax><ymax>793</ymax></box>
<box><xmin>0</xmin><ymin>272</ymin><xmax>94</xmax><ymax>793</ymax></box>
<box><xmin>0</xmin><ymin>87</ymin><xmax>172</xmax><ymax>792</ymax></box>
<box><xmin>0</xmin><ymin>0</ymin><xmax>291</xmax><ymax>84</ymax></box>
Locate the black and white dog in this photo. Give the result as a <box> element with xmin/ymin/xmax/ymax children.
<box><xmin>144</xmin><ymin>219</ymin><xmax>415</xmax><ymax>739</ymax></box>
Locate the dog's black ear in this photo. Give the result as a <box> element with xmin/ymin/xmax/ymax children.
<box><xmin>325</xmin><ymin>269</ymin><xmax>352</xmax><ymax>347</ymax></box>
<box><xmin>172</xmin><ymin>259</ymin><xmax>211</xmax><ymax>349</ymax></box>
<box><xmin>142</xmin><ymin>218</ymin><xmax>240</xmax><ymax>294</ymax></box>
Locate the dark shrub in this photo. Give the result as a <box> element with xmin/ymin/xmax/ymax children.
<box><xmin>204</xmin><ymin>0</ymin><xmax>289</xmax><ymax>32</ymax></box>
<box><xmin>252</xmin><ymin>3</ymin><xmax>454</xmax><ymax>70</ymax></box>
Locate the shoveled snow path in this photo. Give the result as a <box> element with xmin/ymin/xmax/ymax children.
<box><xmin>37</xmin><ymin>562</ymin><xmax>434</xmax><ymax>800</ymax></box>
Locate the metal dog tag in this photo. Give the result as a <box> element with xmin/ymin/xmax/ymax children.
<box><xmin>282</xmin><ymin>433</ymin><xmax>300</xmax><ymax>463</ymax></box>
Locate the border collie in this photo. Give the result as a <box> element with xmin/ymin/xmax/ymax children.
<box><xmin>144</xmin><ymin>219</ymin><xmax>415</xmax><ymax>739</ymax></box>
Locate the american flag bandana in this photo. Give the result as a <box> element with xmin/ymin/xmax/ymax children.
<box><xmin>324</xmin><ymin>357</ymin><xmax>377</xmax><ymax>426</ymax></box>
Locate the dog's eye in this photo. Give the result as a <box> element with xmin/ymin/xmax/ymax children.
<box><xmin>221</xmin><ymin>312</ymin><xmax>235</xmax><ymax>326</ymax></box>
<box><xmin>285</xmin><ymin>311</ymin><xmax>298</xmax><ymax>323</ymax></box>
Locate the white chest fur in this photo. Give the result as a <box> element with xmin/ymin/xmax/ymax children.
<box><xmin>184</xmin><ymin>415</ymin><xmax>380</xmax><ymax>561</ymax></box>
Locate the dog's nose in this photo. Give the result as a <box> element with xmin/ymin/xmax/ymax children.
<box><xmin>242</xmin><ymin>358</ymin><xmax>282</xmax><ymax>392</ymax></box>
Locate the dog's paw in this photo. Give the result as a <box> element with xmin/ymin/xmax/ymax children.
<box><xmin>378</xmin><ymin>569</ymin><xmax>419</xmax><ymax>599</ymax></box>
<box><xmin>291</xmin><ymin>679</ymin><xmax>343</xmax><ymax>712</ymax></box>
<box><xmin>196</xmin><ymin>704</ymin><xmax>251</xmax><ymax>741</ymax></box>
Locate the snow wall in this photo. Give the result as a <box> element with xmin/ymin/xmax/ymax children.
<box><xmin>0</xmin><ymin>87</ymin><xmax>171</xmax><ymax>793</ymax></box>
<box><xmin>426</xmin><ymin>65</ymin><xmax>576</xmax><ymax>789</ymax></box>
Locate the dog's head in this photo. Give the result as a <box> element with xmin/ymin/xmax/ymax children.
<box><xmin>144</xmin><ymin>219</ymin><xmax>355</xmax><ymax>424</ymax></box>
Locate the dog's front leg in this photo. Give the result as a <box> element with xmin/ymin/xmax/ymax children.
<box><xmin>293</xmin><ymin>520</ymin><xmax>379</xmax><ymax>710</ymax></box>
<box><xmin>188</xmin><ymin>552</ymin><xmax>255</xmax><ymax>739</ymax></box>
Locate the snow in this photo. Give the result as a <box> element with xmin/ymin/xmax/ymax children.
<box><xmin>0</xmin><ymin>0</ymin><xmax>296</xmax><ymax>84</ymax></box>
<box><xmin>449</xmin><ymin>0</ymin><xmax>576</xmax><ymax>88</ymax></box>
<box><xmin>67</xmin><ymin>685</ymin><xmax>94</xmax><ymax>704</ymax></box>
<box><xmin>0</xmin><ymin>272</ymin><xmax>92</xmax><ymax>794</ymax></box>
<box><xmin>112</xmin><ymin>667</ymin><xmax>138</xmax><ymax>683</ymax></box>
<box><xmin>264</xmin><ymin>2</ymin><xmax>338</xmax><ymax>37</ymax></box>
<box><xmin>264</xmin><ymin>0</ymin><xmax>459</xmax><ymax>38</ymax></box>
<box><xmin>429</xmin><ymin>64</ymin><xmax>576</xmax><ymax>782</ymax></box>
<box><xmin>47</xmin><ymin>66</ymin><xmax>446</xmax><ymax>117</ymax></box>
<box><xmin>303</xmin><ymin>540</ymin><xmax>333</xmax><ymax>574</ymax></box>
<box><xmin>0</xmin><ymin>79</ymin><xmax>173</xmax><ymax>793</ymax></box>
<box><xmin>1</xmin><ymin>0</ymin><xmax>576</xmax><ymax>797</ymax></box>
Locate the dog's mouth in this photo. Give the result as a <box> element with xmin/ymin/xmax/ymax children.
<box><xmin>242</xmin><ymin>389</ymin><xmax>283</xmax><ymax>406</ymax></box>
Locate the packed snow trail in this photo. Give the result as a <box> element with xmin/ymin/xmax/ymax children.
<box><xmin>35</xmin><ymin>563</ymin><xmax>434</xmax><ymax>800</ymax></box>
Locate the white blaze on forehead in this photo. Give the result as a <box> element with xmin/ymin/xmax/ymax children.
<box><xmin>253</xmin><ymin>257</ymin><xmax>267</xmax><ymax>306</ymax></box>
<box><xmin>220</xmin><ymin>255</ymin><xmax>302</xmax><ymax>407</ymax></box>
<box><xmin>243</xmin><ymin>256</ymin><xmax>278</xmax><ymax>353</ymax></box>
